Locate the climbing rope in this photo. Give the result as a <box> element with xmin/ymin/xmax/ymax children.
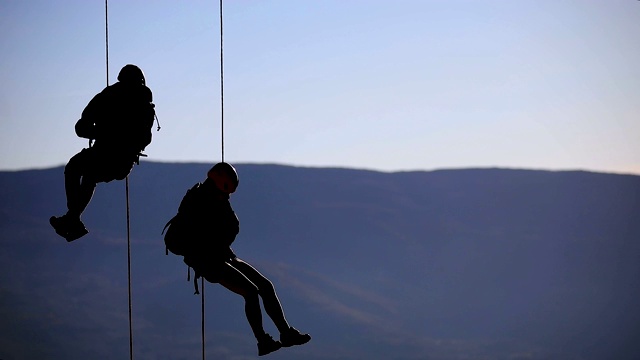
<box><xmin>105</xmin><ymin>0</ymin><xmax>109</xmax><ymax>86</ymax></box>
<box><xmin>105</xmin><ymin>1</ymin><xmax>134</xmax><ymax>359</ymax></box>
<box><xmin>220</xmin><ymin>0</ymin><xmax>225</xmax><ymax>162</ymax></box>
<box><xmin>201</xmin><ymin>277</ymin><xmax>206</xmax><ymax>360</ymax></box>
<box><xmin>126</xmin><ymin>174</ymin><xmax>133</xmax><ymax>360</ymax></box>
<box><xmin>200</xmin><ymin>2</ymin><xmax>226</xmax><ymax>359</ymax></box>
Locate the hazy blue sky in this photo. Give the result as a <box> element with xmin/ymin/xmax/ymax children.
<box><xmin>1</xmin><ymin>0</ymin><xmax>639</xmax><ymax>173</ymax></box>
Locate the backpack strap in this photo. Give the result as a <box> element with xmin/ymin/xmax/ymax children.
<box><xmin>178</xmin><ymin>183</ymin><xmax>201</xmax><ymax>213</ymax></box>
<box><xmin>161</xmin><ymin>216</ymin><xmax>175</xmax><ymax>255</ymax></box>
<box><xmin>161</xmin><ymin>217</ymin><xmax>173</xmax><ymax>235</ymax></box>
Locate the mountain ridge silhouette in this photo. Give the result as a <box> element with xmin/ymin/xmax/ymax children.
<box><xmin>0</xmin><ymin>162</ymin><xmax>638</xmax><ymax>359</ymax></box>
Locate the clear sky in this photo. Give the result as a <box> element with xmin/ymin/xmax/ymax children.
<box><xmin>1</xmin><ymin>0</ymin><xmax>639</xmax><ymax>174</ymax></box>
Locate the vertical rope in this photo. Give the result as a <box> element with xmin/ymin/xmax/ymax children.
<box><xmin>199</xmin><ymin>2</ymin><xmax>224</xmax><ymax>359</ymax></box>
<box><xmin>126</xmin><ymin>177</ymin><xmax>133</xmax><ymax>360</ymax></box>
<box><xmin>199</xmin><ymin>2</ymin><xmax>225</xmax><ymax>359</ymax></box>
<box><xmin>106</xmin><ymin>1</ymin><xmax>133</xmax><ymax>359</ymax></box>
<box><xmin>220</xmin><ymin>0</ymin><xmax>224</xmax><ymax>162</ymax></box>
<box><xmin>201</xmin><ymin>278</ymin><xmax>206</xmax><ymax>360</ymax></box>
<box><xmin>105</xmin><ymin>0</ymin><xmax>109</xmax><ymax>86</ymax></box>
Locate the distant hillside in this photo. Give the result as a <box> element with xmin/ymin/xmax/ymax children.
<box><xmin>0</xmin><ymin>162</ymin><xmax>639</xmax><ymax>360</ymax></box>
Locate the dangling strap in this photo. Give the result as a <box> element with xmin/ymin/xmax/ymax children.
<box><xmin>135</xmin><ymin>153</ymin><xmax>147</xmax><ymax>165</ymax></box>
<box><xmin>187</xmin><ymin>266</ymin><xmax>200</xmax><ymax>294</ymax></box>
<box><xmin>193</xmin><ymin>272</ymin><xmax>201</xmax><ymax>295</ymax></box>
<box><xmin>154</xmin><ymin>113</ymin><xmax>161</xmax><ymax>131</ymax></box>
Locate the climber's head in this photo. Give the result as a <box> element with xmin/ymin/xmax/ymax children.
<box><xmin>118</xmin><ymin>64</ymin><xmax>146</xmax><ymax>86</ymax></box>
<box><xmin>207</xmin><ymin>162</ymin><xmax>239</xmax><ymax>194</ymax></box>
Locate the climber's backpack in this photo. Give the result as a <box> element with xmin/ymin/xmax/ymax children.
<box><xmin>162</xmin><ymin>183</ymin><xmax>201</xmax><ymax>256</ymax></box>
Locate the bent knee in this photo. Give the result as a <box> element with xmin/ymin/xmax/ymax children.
<box><xmin>256</xmin><ymin>279</ymin><xmax>275</xmax><ymax>296</ymax></box>
<box><xmin>65</xmin><ymin>150</ymin><xmax>91</xmax><ymax>175</ymax></box>
<box><xmin>242</xmin><ymin>283</ymin><xmax>260</xmax><ymax>300</ymax></box>
<box><xmin>223</xmin><ymin>280</ymin><xmax>259</xmax><ymax>299</ymax></box>
<box><xmin>65</xmin><ymin>157</ymin><xmax>82</xmax><ymax>175</ymax></box>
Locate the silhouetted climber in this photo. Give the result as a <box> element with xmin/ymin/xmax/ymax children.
<box><xmin>163</xmin><ymin>162</ymin><xmax>311</xmax><ymax>356</ymax></box>
<box><xmin>50</xmin><ymin>64</ymin><xmax>156</xmax><ymax>242</ymax></box>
